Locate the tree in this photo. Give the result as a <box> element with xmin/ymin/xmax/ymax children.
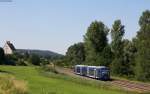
<box><xmin>123</xmin><ymin>39</ymin><xmax>137</xmax><ymax>77</ymax></box>
<box><xmin>66</xmin><ymin>42</ymin><xmax>85</xmax><ymax>66</ymax></box>
<box><xmin>84</xmin><ymin>21</ymin><xmax>109</xmax><ymax>65</ymax></box>
<box><xmin>110</xmin><ymin>20</ymin><xmax>125</xmax><ymax>75</ymax></box>
<box><xmin>101</xmin><ymin>45</ymin><xmax>113</xmax><ymax>67</ymax></box>
<box><xmin>29</xmin><ymin>54</ymin><xmax>41</xmax><ymax>65</ymax></box>
<box><xmin>5</xmin><ymin>54</ymin><xmax>17</xmax><ymax>65</ymax></box>
<box><xmin>135</xmin><ymin>10</ymin><xmax>150</xmax><ymax>81</ymax></box>
<box><xmin>0</xmin><ymin>48</ymin><xmax>5</xmax><ymax>64</ymax></box>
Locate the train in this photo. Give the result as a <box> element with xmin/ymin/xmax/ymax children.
<box><xmin>74</xmin><ymin>65</ymin><xmax>110</xmax><ymax>80</ymax></box>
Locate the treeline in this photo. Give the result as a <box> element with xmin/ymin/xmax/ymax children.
<box><xmin>57</xmin><ymin>10</ymin><xmax>150</xmax><ymax>81</ymax></box>
<box><xmin>0</xmin><ymin>49</ymin><xmax>62</xmax><ymax>66</ymax></box>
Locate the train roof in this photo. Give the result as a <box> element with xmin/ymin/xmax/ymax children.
<box><xmin>87</xmin><ymin>66</ymin><xmax>106</xmax><ymax>67</ymax></box>
<box><xmin>87</xmin><ymin>66</ymin><xmax>108</xmax><ymax>69</ymax></box>
<box><xmin>75</xmin><ymin>65</ymin><xmax>108</xmax><ymax>69</ymax></box>
<box><xmin>75</xmin><ymin>65</ymin><xmax>87</xmax><ymax>67</ymax></box>
<box><xmin>96</xmin><ymin>66</ymin><xmax>107</xmax><ymax>68</ymax></box>
<box><xmin>87</xmin><ymin>66</ymin><xmax>97</xmax><ymax>68</ymax></box>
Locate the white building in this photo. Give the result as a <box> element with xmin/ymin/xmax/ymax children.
<box><xmin>3</xmin><ymin>41</ymin><xmax>16</xmax><ymax>55</ymax></box>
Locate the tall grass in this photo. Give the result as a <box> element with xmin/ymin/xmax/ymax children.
<box><xmin>38</xmin><ymin>67</ymin><xmax>135</xmax><ymax>94</ymax></box>
<box><xmin>0</xmin><ymin>75</ymin><xmax>28</xmax><ymax>94</ymax></box>
<box><xmin>0</xmin><ymin>66</ymin><xmax>142</xmax><ymax>94</ymax></box>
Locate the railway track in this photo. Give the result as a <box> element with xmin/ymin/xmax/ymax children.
<box><xmin>55</xmin><ymin>67</ymin><xmax>150</xmax><ymax>93</ymax></box>
<box><xmin>110</xmin><ymin>80</ymin><xmax>150</xmax><ymax>93</ymax></box>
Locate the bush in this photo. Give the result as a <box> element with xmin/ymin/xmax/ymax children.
<box><xmin>0</xmin><ymin>47</ymin><xmax>5</xmax><ymax>65</ymax></box>
<box><xmin>16</xmin><ymin>59</ymin><xmax>27</xmax><ymax>66</ymax></box>
<box><xmin>41</xmin><ymin>64</ymin><xmax>58</xmax><ymax>74</ymax></box>
<box><xmin>29</xmin><ymin>54</ymin><xmax>40</xmax><ymax>65</ymax></box>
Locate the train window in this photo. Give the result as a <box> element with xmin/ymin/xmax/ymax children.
<box><xmin>76</xmin><ymin>67</ymin><xmax>80</xmax><ymax>73</ymax></box>
<box><xmin>88</xmin><ymin>68</ymin><xmax>95</xmax><ymax>76</ymax></box>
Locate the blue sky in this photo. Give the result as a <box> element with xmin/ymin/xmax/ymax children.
<box><xmin>0</xmin><ymin>0</ymin><xmax>150</xmax><ymax>54</ymax></box>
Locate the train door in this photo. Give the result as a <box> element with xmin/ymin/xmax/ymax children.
<box><xmin>94</xmin><ymin>69</ymin><xmax>97</xmax><ymax>78</ymax></box>
<box><xmin>95</xmin><ymin>69</ymin><xmax>101</xmax><ymax>79</ymax></box>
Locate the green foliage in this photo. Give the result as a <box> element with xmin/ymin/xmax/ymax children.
<box><xmin>16</xmin><ymin>59</ymin><xmax>27</xmax><ymax>66</ymax></box>
<box><xmin>40</xmin><ymin>58</ymin><xmax>49</xmax><ymax>66</ymax></box>
<box><xmin>111</xmin><ymin>20</ymin><xmax>124</xmax><ymax>57</ymax></box>
<box><xmin>110</xmin><ymin>20</ymin><xmax>125</xmax><ymax>75</ymax></box>
<box><xmin>66</xmin><ymin>42</ymin><xmax>85</xmax><ymax>66</ymax></box>
<box><xmin>5</xmin><ymin>54</ymin><xmax>17</xmax><ymax>65</ymax></box>
<box><xmin>139</xmin><ymin>10</ymin><xmax>150</xmax><ymax>26</ymax></box>
<box><xmin>134</xmin><ymin>10</ymin><xmax>150</xmax><ymax>81</ymax></box>
<box><xmin>110</xmin><ymin>20</ymin><xmax>137</xmax><ymax>77</ymax></box>
<box><xmin>84</xmin><ymin>21</ymin><xmax>109</xmax><ymax>65</ymax></box>
<box><xmin>40</xmin><ymin>64</ymin><xmax>58</xmax><ymax>74</ymax></box>
<box><xmin>0</xmin><ymin>47</ymin><xmax>5</xmax><ymax>64</ymax></box>
<box><xmin>29</xmin><ymin>54</ymin><xmax>41</xmax><ymax>65</ymax></box>
<box><xmin>54</xmin><ymin>57</ymin><xmax>69</xmax><ymax>67</ymax></box>
<box><xmin>111</xmin><ymin>58</ymin><xmax>123</xmax><ymax>76</ymax></box>
<box><xmin>101</xmin><ymin>45</ymin><xmax>113</xmax><ymax>66</ymax></box>
<box><xmin>4</xmin><ymin>53</ymin><xmax>27</xmax><ymax>66</ymax></box>
<box><xmin>122</xmin><ymin>40</ymin><xmax>136</xmax><ymax>77</ymax></box>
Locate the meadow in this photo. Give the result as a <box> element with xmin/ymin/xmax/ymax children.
<box><xmin>0</xmin><ymin>65</ymin><xmax>134</xmax><ymax>94</ymax></box>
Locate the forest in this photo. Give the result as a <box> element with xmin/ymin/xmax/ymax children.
<box><xmin>57</xmin><ymin>10</ymin><xmax>150</xmax><ymax>81</ymax></box>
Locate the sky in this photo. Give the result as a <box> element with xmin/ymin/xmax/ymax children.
<box><xmin>0</xmin><ymin>0</ymin><xmax>150</xmax><ymax>55</ymax></box>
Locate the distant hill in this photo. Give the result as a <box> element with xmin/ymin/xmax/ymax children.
<box><xmin>16</xmin><ymin>49</ymin><xmax>63</xmax><ymax>58</ymax></box>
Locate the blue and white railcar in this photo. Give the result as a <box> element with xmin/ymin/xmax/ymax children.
<box><xmin>86</xmin><ymin>66</ymin><xmax>110</xmax><ymax>80</ymax></box>
<box><xmin>87</xmin><ymin>66</ymin><xmax>97</xmax><ymax>78</ymax></box>
<box><xmin>94</xmin><ymin>66</ymin><xmax>110</xmax><ymax>80</ymax></box>
<box><xmin>74</xmin><ymin>65</ymin><xmax>87</xmax><ymax>76</ymax></box>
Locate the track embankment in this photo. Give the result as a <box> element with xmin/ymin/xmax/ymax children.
<box><xmin>55</xmin><ymin>66</ymin><xmax>150</xmax><ymax>93</ymax></box>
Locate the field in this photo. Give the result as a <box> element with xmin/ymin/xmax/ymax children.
<box><xmin>0</xmin><ymin>65</ymin><xmax>136</xmax><ymax>94</ymax></box>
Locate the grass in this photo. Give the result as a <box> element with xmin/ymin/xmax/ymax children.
<box><xmin>0</xmin><ymin>74</ymin><xmax>28</xmax><ymax>94</ymax></box>
<box><xmin>0</xmin><ymin>65</ymin><xmax>137</xmax><ymax>94</ymax></box>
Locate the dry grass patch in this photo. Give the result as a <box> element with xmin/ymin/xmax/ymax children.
<box><xmin>0</xmin><ymin>75</ymin><xmax>28</xmax><ymax>94</ymax></box>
